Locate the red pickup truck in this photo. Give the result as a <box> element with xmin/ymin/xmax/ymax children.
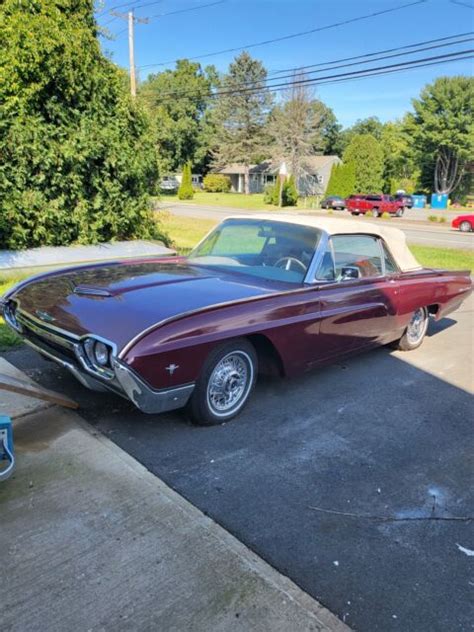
<box><xmin>345</xmin><ymin>194</ymin><xmax>405</xmax><ymax>217</ymax></box>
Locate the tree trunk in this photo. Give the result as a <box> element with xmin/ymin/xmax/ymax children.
<box><xmin>434</xmin><ymin>147</ymin><xmax>464</xmax><ymax>194</ymax></box>
<box><xmin>244</xmin><ymin>166</ymin><xmax>250</xmax><ymax>195</ymax></box>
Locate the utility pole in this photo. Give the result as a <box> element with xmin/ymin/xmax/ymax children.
<box><xmin>110</xmin><ymin>10</ymin><xmax>149</xmax><ymax>97</ymax></box>
<box><xmin>128</xmin><ymin>11</ymin><xmax>136</xmax><ymax>97</ymax></box>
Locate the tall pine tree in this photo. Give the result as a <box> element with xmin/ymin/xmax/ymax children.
<box><xmin>213</xmin><ymin>52</ymin><xmax>272</xmax><ymax>194</ymax></box>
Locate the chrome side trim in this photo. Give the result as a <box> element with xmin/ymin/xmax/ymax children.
<box><xmin>118</xmin><ymin>283</ymin><xmax>323</xmax><ymax>359</ymax></box>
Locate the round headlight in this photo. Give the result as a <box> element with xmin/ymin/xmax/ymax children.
<box><xmin>94</xmin><ymin>341</ymin><xmax>110</xmax><ymax>367</ymax></box>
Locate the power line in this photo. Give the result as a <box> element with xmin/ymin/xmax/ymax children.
<box><xmin>137</xmin><ymin>37</ymin><xmax>473</xmax><ymax>100</ymax></box>
<box><xmin>148</xmin><ymin>0</ymin><xmax>227</xmax><ymax>20</ymax></box>
<box><xmin>450</xmin><ymin>0</ymin><xmax>474</xmax><ymax>8</ymax></box>
<box><xmin>109</xmin><ymin>0</ymin><xmax>227</xmax><ymax>34</ymax></box>
<box><xmin>97</xmin><ymin>0</ymin><xmax>164</xmax><ymax>18</ymax></box>
<box><xmin>137</xmin><ymin>0</ymin><xmax>428</xmax><ymax>69</ymax></box>
<box><xmin>267</xmin><ymin>31</ymin><xmax>473</xmax><ymax>76</ymax></box>
<box><xmin>137</xmin><ymin>49</ymin><xmax>473</xmax><ymax>102</ymax></box>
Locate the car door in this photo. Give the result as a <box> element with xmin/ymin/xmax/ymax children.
<box><xmin>308</xmin><ymin>234</ymin><xmax>400</xmax><ymax>365</ymax></box>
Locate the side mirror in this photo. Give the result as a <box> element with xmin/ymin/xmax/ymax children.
<box><xmin>340</xmin><ymin>266</ymin><xmax>360</xmax><ymax>280</ymax></box>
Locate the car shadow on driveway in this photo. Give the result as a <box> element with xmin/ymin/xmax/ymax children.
<box><xmin>3</xmin><ymin>335</ymin><xmax>473</xmax><ymax>632</ymax></box>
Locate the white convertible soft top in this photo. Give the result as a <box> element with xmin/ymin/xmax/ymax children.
<box><xmin>226</xmin><ymin>214</ymin><xmax>422</xmax><ymax>272</ymax></box>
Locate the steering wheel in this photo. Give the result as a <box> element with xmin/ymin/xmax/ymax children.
<box><xmin>274</xmin><ymin>257</ymin><xmax>307</xmax><ymax>274</ymax></box>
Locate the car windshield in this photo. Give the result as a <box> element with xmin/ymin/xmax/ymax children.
<box><xmin>188</xmin><ymin>219</ymin><xmax>321</xmax><ymax>284</ymax></box>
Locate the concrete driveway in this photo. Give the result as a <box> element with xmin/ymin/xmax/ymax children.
<box><xmin>3</xmin><ymin>294</ymin><xmax>473</xmax><ymax>632</ymax></box>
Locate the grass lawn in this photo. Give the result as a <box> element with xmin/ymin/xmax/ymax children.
<box><xmin>410</xmin><ymin>245</ymin><xmax>474</xmax><ymax>273</ymax></box>
<box><xmin>0</xmin><ymin>278</ymin><xmax>23</xmax><ymax>350</ymax></box>
<box><xmin>158</xmin><ymin>212</ymin><xmax>217</xmax><ymax>253</ymax></box>
<box><xmin>159</xmin><ymin>192</ymin><xmax>280</xmax><ymax>210</ymax></box>
<box><xmin>158</xmin><ymin>191</ymin><xmax>321</xmax><ymax>211</ymax></box>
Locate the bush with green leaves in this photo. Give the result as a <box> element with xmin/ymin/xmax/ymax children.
<box><xmin>381</xmin><ymin>212</ymin><xmax>391</xmax><ymax>219</ymax></box>
<box><xmin>203</xmin><ymin>173</ymin><xmax>231</xmax><ymax>192</ymax></box>
<box><xmin>264</xmin><ymin>183</ymin><xmax>275</xmax><ymax>204</ymax></box>
<box><xmin>178</xmin><ymin>163</ymin><xmax>194</xmax><ymax>200</ymax></box>
<box><xmin>0</xmin><ymin>0</ymin><xmax>166</xmax><ymax>250</ymax></box>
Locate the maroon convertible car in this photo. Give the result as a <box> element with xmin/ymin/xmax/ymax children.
<box><xmin>1</xmin><ymin>216</ymin><xmax>471</xmax><ymax>425</ymax></box>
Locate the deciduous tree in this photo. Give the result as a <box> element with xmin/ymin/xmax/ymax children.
<box><xmin>140</xmin><ymin>60</ymin><xmax>216</xmax><ymax>173</ymax></box>
<box><xmin>267</xmin><ymin>73</ymin><xmax>322</xmax><ymax>193</ymax></box>
<box><xmin>406</xmin><ymin>76</ymin><xmax>474</xmax><ymax>194</ymax></box>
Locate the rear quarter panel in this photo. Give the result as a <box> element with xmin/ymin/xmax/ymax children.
<box><xmin>397</xmin><ymin>269</ymin><xmax>472</xmax><ymax>324</ymax></box>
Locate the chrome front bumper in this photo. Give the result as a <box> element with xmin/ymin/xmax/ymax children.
<box><xmin>0</xmin><ymin>297</ymin><xmax>195</xmax><ymax>415</ymax></box>
<box><xmin>24</xmin><ymin>337</ymin><xmax>195</xmax><ymax>414</ymax></box>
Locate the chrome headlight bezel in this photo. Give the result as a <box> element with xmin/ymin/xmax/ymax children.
<box><xmin>75</xmin><ymin>336</ymin><xmax>116</xmax><ymax>380</ymax></box>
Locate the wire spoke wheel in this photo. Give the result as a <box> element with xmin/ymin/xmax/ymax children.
<box><xmin>406</xmin><ymin>308</ymin><xmax>428</xmax><ymax>345</ymax></box>
<box><xmin>206</xmin><ymin>351</ymin><xmax>253</xmax><ymax>417</ymax></box>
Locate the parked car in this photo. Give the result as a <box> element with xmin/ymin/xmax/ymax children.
<box><xmin>321</xmin><ymin>195</ymin><xmax>346</xmax><ymax>210</ymax></box>
<box><xmin>2</xmin><ymin>216</ymin><xmax>471</xmax><ymax>425</ymax></box>
<box><xmin>451</xmin><ymin>214</ymin><xmax>474</xmax><ymax>232</ymax></box>
<box><xmin>394</xmin><ymin>193</ymin><xmax>413</xmax><ymax>209</ymax></box>
<box><xmin>160</xmin><ymin>175</ymin><xmax>179</xmax><ymax>192</ymax></box>
<box><xmin>346</xmin><ymin>194</ymin><xmax>405</xmax><ymax>217</ymax></box>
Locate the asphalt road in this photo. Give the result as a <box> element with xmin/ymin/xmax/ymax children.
<box><xmin>4</xmin><ymin>295</ymin><xmax>473</xmax><ymax>632</ymax></box>
<box><xmin>161</xmin><ymin>203</ymin><xmax>474</xmax><ymax>250</ymax></box>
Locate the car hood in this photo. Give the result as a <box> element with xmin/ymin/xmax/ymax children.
<box><xmin>9</xmin><ymin>259</ymin><xmax>283</xmax><ymax>351</ymax></box>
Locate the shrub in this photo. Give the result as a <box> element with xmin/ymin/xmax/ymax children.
<box><xmin>264</xmin><ymin>183</ymin><xmax>275</xmax><ymax>204</ymax></box>
<box><xmin>365</xmin><ymin>210</ymin><xmax>373</xmax><ymax>217</ymax></box>
<box><xmin>203</xmin><ymin>173</ymin><xmax>231</xmax><ymax>193</ymax></box>
<box><xmin>381</xmin><ymin>212</ymin><xmax>391</xmax><ymax>219</ymax></box>
<box><xmin>438</xmin><ymin>216</ymin><xmax>447</xmax><ymax>223</ymax></box>
<box><xmin>428</xmin><ymin>215</ymin><xmax>438</xmax><ymax>222</ymax></box>
<box><xmin>327</xmin><ymin>209</ymin><xmax>334</xmax><ymax>215</ymax></box>
<box><xmin>178</xmin><ymin>163</ymin><xmax>194</xmax><ymax>200</ymax></box>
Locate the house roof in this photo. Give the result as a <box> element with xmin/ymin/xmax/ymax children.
<box><xmin>223</xmin><ymin>214</ymin><xmax>421</xmax><ymax>272</ymax></box>
<box><xmin>214</xmin><ymin>156</ymin><xmax>341</xmax><ymax>176</ymax></box>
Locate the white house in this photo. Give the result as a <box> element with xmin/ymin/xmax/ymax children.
<box><xmin>214</xmin><ymin>156</ymin><xmax>341</xmax><ymax>195</ymax></box>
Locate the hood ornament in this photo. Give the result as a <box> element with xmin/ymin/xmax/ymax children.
<box><xmin>35</xmin><ymin>310</ymin><xmax>56</xmax><ymax>323</ymax></box>
<box><xmin>166</xmin><ymin>363</ymin><xmax>179</xmax><ymax>375</ymax></box>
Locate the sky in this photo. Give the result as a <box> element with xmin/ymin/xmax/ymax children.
<box><xmin>97</xmin><ymin>0</ymin><xmax>474</xmax><ymax>128</ymax></box>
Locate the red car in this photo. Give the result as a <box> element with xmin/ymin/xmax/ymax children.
<box><xmin>2</xmin><ymin>216</ymin><xmax>471</xmax><ymax>425</ymax></box>
<box><xmin>451</xmin><ymin>214</ymin><xmax>474</xmax><ymax>232</ymax></box>
<box><xmin>346</xmin><ymin>194</ymin><xmax>405</xmax><ymax>217</ymax></box>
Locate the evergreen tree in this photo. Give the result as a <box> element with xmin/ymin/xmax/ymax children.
<box><xmin>283</xmin><ymin>175</ymin><xmax>298</xmax><ymax>206</ymax></box>
<box><xmin>213</xmin><ymin>52</ymin><xmax>273</xmax><ymax>194</ymax></box>
<box><xmin>178</xmin><ymin>163</ymin><xmax>194</xmax><ymax>200</ymax></box>
<box><xmin>326</xmin><ymin>163</ymin><xmax>356</xmax><ymax>197</ymax></box>
<box><xmin>0</xmin><ymin>0</ymin><xmax>164</xmax><ymax>250</ymax></box>
<box><xmin>343</xmin><ymin>134</ymin><xmax>384</xmax><ymax>193</ymax></box>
